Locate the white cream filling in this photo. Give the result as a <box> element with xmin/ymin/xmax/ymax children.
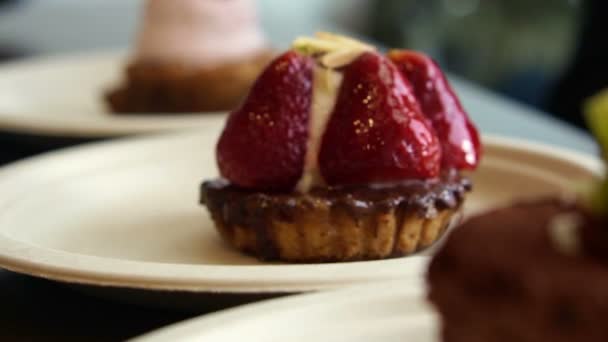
<box><xmin>296</xmin><ymin>66</ymin><xmax>343</xmax><ymax>192</ymax></box>
<box><xmin>548</xmin><ymin>212</ymin><xmax>583</xmax><ymax>256</ymax></box>
<box><xmin>292</xmin><ymin>32</ymin><xmax>376</xmax><ymax>192</ymax></box>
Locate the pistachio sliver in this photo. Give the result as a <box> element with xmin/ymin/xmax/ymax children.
<box><xmin>292</xmin><ymin>33</ymin><xmax>375</xmax><ymax>63</ymax></box>
<box><xmin>292</xmin><ymin>37</ymin><xmax>342</xmax><ymax>55</ymax></box>
<box><xmin>314</xmin><ymin>32</ymin><xmax>376</xmax><ymax>52</ymax></box>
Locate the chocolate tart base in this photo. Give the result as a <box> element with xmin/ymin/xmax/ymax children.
<box><xmin>105</xmin><ymin>50</ymin><xmax>274</xmax><ymax>114</ymax></box>
<box><xmin>200</xmin><ymin>171</ymin><xmax>471</xmax><ymax>263</ymax></box>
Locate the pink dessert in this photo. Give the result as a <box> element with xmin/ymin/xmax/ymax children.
<box><xmin>106</xmin><ymin>0</ymin><xmax>274</xmax><ymax>113</ymax></box>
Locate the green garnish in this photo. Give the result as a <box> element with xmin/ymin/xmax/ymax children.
<box><xmin>584</xmin><ymin>89</ymin><xmax>608</xmax><ymax>214</ymax></box>
<box><xmin>590</xmin><ymin>179</ymin><xmax>608</xmax><ymax>214</ymax></box>
<box><xmin>292</xmin><ymin>37</ymin><xmax>341</xmax><ymax>55</ymax></box>
<box><xmin>292</xmin><ymin>32</ymin><xmax>375</xmax><ymax>57</ymax></box>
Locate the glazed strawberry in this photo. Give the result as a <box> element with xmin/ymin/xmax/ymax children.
<box><xmin>389</xmin><ymin>50</ymin><xmax>481</xmax><ymax>170</ymax></box>
<box><xmin>319</xmin><ymin>51</ymin><xmax>441</xmax><ymax>186</ymax></box>
<box><xmin>217</xmin><ymin>51</ymin><xmax>314</xmax><ymax>191</ymax></box>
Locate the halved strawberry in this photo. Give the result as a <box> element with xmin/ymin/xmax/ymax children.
<box><xmin>319</xmin><ymin>51</ymin><xmax>441</xmax><ymax>186</ymax></box>
<box><xmin>389</xmin><ymin>50</ymin><xmax>481</xmax><ymax>170</ymax></box>
<box><xmin>217</xmin><ymin>51</ymin><xmax>314</xmax><ymax>191</ymax></box>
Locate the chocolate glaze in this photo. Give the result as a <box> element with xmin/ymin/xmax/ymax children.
<box><xmin>201</xmin><ymin>170</ymin><xmax>470</xmax><ymax>221</ymax></box>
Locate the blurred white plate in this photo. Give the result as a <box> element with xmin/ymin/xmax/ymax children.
<box><xmin>0</xmin><ymin>120</ymin><xmax>601</xmax><ymax>295</ymax></box>
<box><xmin>0</xmin><ymin>51</ymin><xmax>226</xmax><ymax>138</ymax></box>
<box><xmin>132</xmin><ymin>279</ymin><xmax>437</xmax><ymax>342</ymax></box>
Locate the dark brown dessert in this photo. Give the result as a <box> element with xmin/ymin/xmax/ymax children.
<box><xmin>427</xmin><ymin>83</ymin><xmax>608</xmax><ymax>342</ymax></box>
<box><xmin>106</xmin><ymin>51</ymin><xmax>274</xmax><ymax>114</ymax></box>
<box><xmin>202</xmin><ymin>171</ymin><xmax>470</xmax><ymax>262</ymax></box>
<box><xmin>428</xmin><ymin>198</ymin><xmax>608</xmax><ymax>342</ymax></box>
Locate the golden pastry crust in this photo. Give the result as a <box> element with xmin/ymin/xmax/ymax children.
<box><xmin>213</xmin><ymin>205</ymin><xmax>459</xmax><ymax>262</ymax></box>
<box><xmin>201</xmin><ymin>172</ymin><xmax>470</xmax><ymax>262</ymax></box>
<box><xmin>105</xmin><ymin>50</ymin><xmax>274</xmax><ymax>113</ymax></box>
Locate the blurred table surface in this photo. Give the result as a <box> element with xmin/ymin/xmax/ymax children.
<box><xmin>0</xmin><ymin>1</ymin><xmax>601</xmax><ymax>341</ymax></box>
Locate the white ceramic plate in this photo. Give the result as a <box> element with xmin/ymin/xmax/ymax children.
<box><xmin>0</xmin><ymin>120</ymin><xmax>601</xmax><ymax>294</ymax></box>
<box><xmin>0</xmin><ymin>51</ymin><xmax>226</xmax><ymax>138</ymax></box>
<box><xmin>131</xmin><ymin>279</ymin><xmax>436</xmax><ymax>342</ymax></box>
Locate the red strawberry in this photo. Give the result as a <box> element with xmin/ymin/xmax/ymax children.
<box><xmin>217</xmin><ymin>51</ymin><xmax>314</xmax><ymax>191</ymax></box>
<box><xmin>388</xmin><ymin>50</ymin><xmax>481</xmax><ymax>170</ymax></box>
<box><xmin>319</xmin><ymin>51</ymin><xmax>441</xmax><ymax>186</ymax></box>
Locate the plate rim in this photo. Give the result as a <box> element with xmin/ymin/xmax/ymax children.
<box><xmin>0</xmin><ymin>51</ymin><xmax>227</xmax><ymax>138</ymax></box>
<box><xmin>0</xmin><ymin>132</ymin><xmax>602</xmax><ymax>293</ymax></box>
<box><xmin>129</xmin><ymin>278</ymin><xmax>429</xmax><ymax>342</ymax></box>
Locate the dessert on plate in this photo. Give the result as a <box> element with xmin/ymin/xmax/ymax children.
<box><xmin>200</xmin><ymin>32</ymin><xmax>481</xmax><ymax>262</ymax></box>
<box><xmin>106</xmin><ymin>0</ymin><xmax>274</xmax><ymax>114</ymax></box>
<box><xmin>427</xmin><ymin>92</ymin><xmax>608</xmax><ymax>341</ymax></box>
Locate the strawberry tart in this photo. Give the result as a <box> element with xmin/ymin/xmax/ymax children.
<box><xmin>200</xmin><ymin>33</ymin><xmax>482</xmax><ymax>262</ymax></box>
<box><xmin>106</xmin><ymin>0</ymin><xmax>274</xmax><ymax>114</ymax></box>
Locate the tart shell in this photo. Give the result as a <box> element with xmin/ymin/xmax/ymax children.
<box><xmin>201</xmin><ymin>172</ymin><xmax>471</xmax><ymax>262</ymax></box>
